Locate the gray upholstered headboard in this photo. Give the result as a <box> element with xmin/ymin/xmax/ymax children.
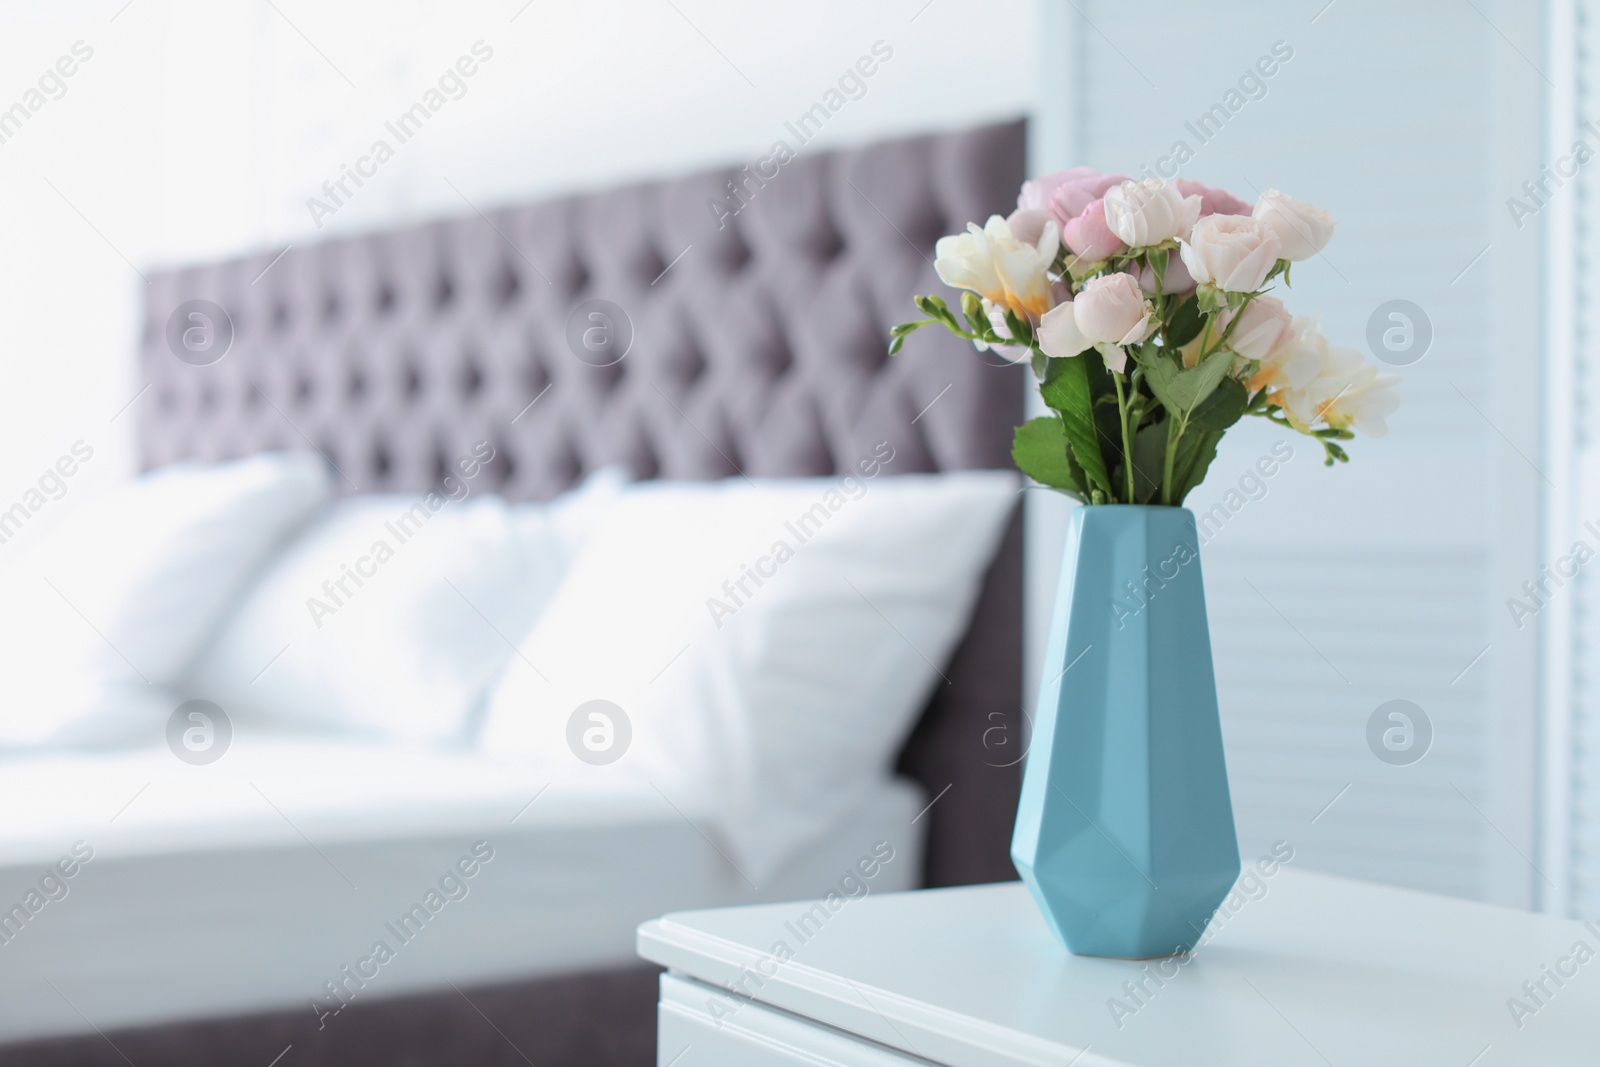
<box><xmin>137</xmin><ymin>118</ymin><xmax>1027</xmax><ymax>887</ymax></box>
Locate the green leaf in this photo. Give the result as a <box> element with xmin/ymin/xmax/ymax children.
<box><xmin>1188</xmin><ymin>376</ymin><xmax>1248</xmax><ymax>432</ymax></box>
<box><xmin>1083</xmin><ymin>349</ymin><xmax>1123</xmax><ymax>452</ymax></box>
<box><xmin>1164</xmin><ymin>295</ymin><xmax>1205</xmax><ymax>348</ymax></box>
<box><xmin>1037</xmin><ymin>356</ymin><xmax>1076</xmax><ymax>409</ymax></box>
<box><xmin>1038</xmin><ymin>357</ymin><xmax>1113</xmax><ymax>498</ymax></box>
<box><xmin>1136</xmin><ymin>350</ymin><xmax>1179</xmax><ymax>414</ymax></box>
<box><xmin>1128</xmin><ymin>417</ymin><xmax>1169</xmax><ymax>504</ymax></box>
<box><xmin>1012</xmin><ymin>417</ymin><xmax>1085</xmax><ymax>500</ymax></box>
<box><xmin>1062</xmin><ymin>441</ymin><xmax>1092</xmax><ymax>498</ymax></box>
<box><xmin>1172</xmin><ymin>429</ymin><xmax>1223</xmax><ymax>504</ymax></box>
<box><xmin>1138</xmin><ymin>347</ymin><xmax>1234</xmax><ymax>421</ymax></box>
<box><xmin>1172</xmin><ymin>350</ymin><xmax>1235</xmax><ymax>412</ymax></box>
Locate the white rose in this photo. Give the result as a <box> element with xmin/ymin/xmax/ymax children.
<box><xmin>1179</xmin><ymin>214</ymin><xmax>1281</xmax><ymax>293</ymax></box>
<box><xmin>934</xmin><ymin>215</ymin><xmax>1059</xmax><ymax>321</ymax></box>
<box><xmin>1102</xmin><ymin>178</ymin><xmax>1202</xmax><ymax>247</ymax></box>
<box><xmin>1251</xmin><ymin>189</ymin><xmax>1336</xmax><ymax>262</ymax></box>
<box><xmin>1220</xmin><ymin>294</ymin><xmax>1295</xmax><ymax>363</ymax></box>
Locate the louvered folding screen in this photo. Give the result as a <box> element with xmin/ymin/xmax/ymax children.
<box><xmin>1029</xmin><ymin>0</ymin><xmax>1547</xmax><ymax>906</ymax></box>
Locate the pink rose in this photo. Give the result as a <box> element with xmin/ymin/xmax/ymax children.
<box><xmin>1017</xmin><ymin>167</ymin><xmax>1096</xmax><ymax>212</ymax></box>
<box><xmin>1173</xmin><ymin>179</ymin><xmax>1252</xmax><ymax>218</ymax></box>
<box><xmin>1037</xmin><ymin>274</ymin><xmax>1151</xmax><ymax>375</ymax></box>
<box><xmin>1135</xmin><ymin>253</ymin><xmax>1197</xmax><ymax>295</ymax></box>
<box><xmin>1072</xmin><ymin>272</ymin><xmax>1152</xmax><ymax>346</ymax></box>
<box><xmin>1005</xmin><ymin>209</ymin><xmax>1050</xmax><ymax>247</ymax></box>
<box><xmin>1016</xmin><ymin>166</ymin><xmax>1130</xmax><ymax>232</ymax></box>
<box><xmin>1038</xmin><ymin>302</ymin><xmax>1090</xmax><ymax>360</ymax></box>
<box><xmin>1061</xmin><ymin>199</ymin><xmax>1125</xmax><ymax>262</ymax></box>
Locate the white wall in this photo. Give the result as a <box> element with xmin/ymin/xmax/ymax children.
<box><xmin>0</xmin><ymin>0</ymin><xmax>1035</xmax><ymax>553</ymax></box>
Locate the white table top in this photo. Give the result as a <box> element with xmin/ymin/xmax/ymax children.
<box><xmin>638</xmin><ymin>869</ymin><xmax>1600</xmax><ymax>1066</ymax></box>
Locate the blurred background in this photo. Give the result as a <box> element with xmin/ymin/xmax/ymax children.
<box><xmin>0</xmin><ymin>0</ymin><xmax>1585</xmax><ymax>923</ymax></box>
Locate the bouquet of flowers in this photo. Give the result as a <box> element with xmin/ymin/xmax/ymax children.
<box><xmin>891</xmin><ymin>170</ymin><xmax>1399</xmax><ymax>506</ymax></box>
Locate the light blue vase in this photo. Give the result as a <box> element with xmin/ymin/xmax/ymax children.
<box><xmin>1011</xmin><ymin>505</ymin><xmax>1240</xmax><ymax>959</ymax></box>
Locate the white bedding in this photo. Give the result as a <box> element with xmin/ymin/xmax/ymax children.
<box><xmin>0</xmin><ymin>739</ymin><xmax>923</xmax><ymax>1045</ymax></box>
<box><xmin>0</xmin><ymin>466</ymin><xmax>1001</xmax><ymax>1046</ymax></box>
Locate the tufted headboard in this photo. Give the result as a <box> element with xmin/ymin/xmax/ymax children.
<box><xmin>137</xmin><ymin>118</ymin><xmax>1027</xmax><ymax>888</ymax></box>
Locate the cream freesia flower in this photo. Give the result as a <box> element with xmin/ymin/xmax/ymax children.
<box><xmin>934</xmin><ymin>215</ymin><xmax>1059</xmax><ymax>322</ymax></box>
<box><xmin>1305</xmin><ymin>347</ymin><xmax>1400</xmax><ymax>436</ymax></box>
<box><xmin>1329</xmin><ymin>377</ymin><xmax>1401</xmax><ymax>436</ymax></box>
<box><xmin>973</xmin><ymin>299</ymin><xmax>1032</xmax><ymax>364</ymax></box>
<box><xmin>1264</xmin><ymin>321</ymin><xmax>1399</xmax><ymax>436</ymax></box>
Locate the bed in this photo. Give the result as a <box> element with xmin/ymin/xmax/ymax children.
<box><xmin>0</xmin><ymin>742</ymin><xmax>921</xmax><ymax>1053</ymax></box>
<box><xmin>0</xmin><ymin>117</ymin><xmax>1026</xmax><ymax>1066</ymax></box>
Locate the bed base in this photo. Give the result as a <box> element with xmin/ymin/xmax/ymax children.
<box><xmin>2</xmin><ymin>967</ymin><xmax>662</xmax><ymax>1067</ymax></box>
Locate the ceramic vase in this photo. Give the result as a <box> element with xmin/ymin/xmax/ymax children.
<box><xmin>1011</xmin><ymin>505</ymin><xmax>1240</xmax><ymax>959</ymax></box>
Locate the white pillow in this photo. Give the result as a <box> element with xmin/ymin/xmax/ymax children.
<box><xmin>479</xmin><ymin>470</ymin><xmax>1019</xmax><ymax>879</ymax></box>
<box><xmin>187</xmin><ymin>469</ymin><xmax>628</xmax><ymax>743</ymax></box>
<box><xmin>0</xmin><ymin>452</ymin><xmax>333</xmax><ymax>748</ymax></box>
<box><xmin>507</xmin><ymin>467</ymin><xmax>632</xmax><ymax>574</ymax></box>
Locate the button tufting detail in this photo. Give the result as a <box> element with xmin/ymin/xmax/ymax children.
<box><xmin>133</xmin><ymin>121</ymin><xmax>1027</xmax><ymax>500</ymax></box>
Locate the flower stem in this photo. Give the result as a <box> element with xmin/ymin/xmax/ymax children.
<box><xmin>1113</xmin><ymin>370</ymin><xmax>1134</xmax><ymax>504</ymax></box>
<box><xmin>1161</xmin><ymin>414</ymin><xmax>1186</xmax><ymax>506</ymax></box>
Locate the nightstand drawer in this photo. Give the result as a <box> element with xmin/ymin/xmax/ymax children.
<box><xmin>658</xmin><ymin>974</ymin><xmax>936</xmax><ymax>1067</ymax></box>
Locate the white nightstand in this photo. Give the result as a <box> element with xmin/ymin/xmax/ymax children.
<box><xmin>638</xmin><ymin>868</ymin><xmax>1599</xmax><ymax>1066</ymax></box>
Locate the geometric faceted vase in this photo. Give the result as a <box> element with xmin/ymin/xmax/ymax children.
<box><xmin>1011</xmin><ymin>505</ymin><xmax>1241</xmax><ymax>958</ymax></box>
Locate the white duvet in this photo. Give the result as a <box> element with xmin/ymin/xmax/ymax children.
<box><xmin>0</xmin><ymin>732</ymin><xmax>923</xmax><ymax>1045</ymax></box>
